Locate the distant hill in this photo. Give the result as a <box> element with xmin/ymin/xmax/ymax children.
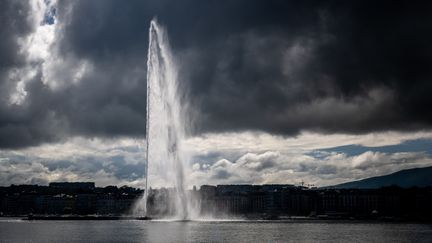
<box><xmin>331</xmin><ymin>166</ymin><xmax>432</xmax><ymax>189</ymax></box>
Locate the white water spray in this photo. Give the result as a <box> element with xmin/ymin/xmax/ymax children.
<box><xmin>135</xmin><ymin>19</ymin><xmax>197</xmax><ymax>219</ymax></box>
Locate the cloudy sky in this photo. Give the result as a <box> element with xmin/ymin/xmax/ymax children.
<box><xmin>1</xmin><ymin>0</ymin><xmax>432</xmax><ymax>188</ymax></box>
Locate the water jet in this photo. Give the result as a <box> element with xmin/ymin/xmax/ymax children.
<box><xmin>134</xmin><ymin>19</ymin><xmax>197</xmax><ymax>220</ymax></box>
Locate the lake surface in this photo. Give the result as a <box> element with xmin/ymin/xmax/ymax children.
<box><xmin>0</xmin><ymin>218</ymin><xmax>431</xmax><ymax>242</ymax></box>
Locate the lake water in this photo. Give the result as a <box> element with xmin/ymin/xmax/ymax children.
<box><xmin>0</xmin><ymin>219</ymin><xmax>431</xmax><ymax>242</ymax></box>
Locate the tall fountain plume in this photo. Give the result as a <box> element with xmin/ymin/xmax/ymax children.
<box><xmin>137</xmin><ymin>19</ymin><xmax>194</xmax><ymax>219</ymax></box>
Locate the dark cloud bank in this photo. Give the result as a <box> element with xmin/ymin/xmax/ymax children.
<box><xmin>1</xmin><ymin>0</ymin><xmax>432</xmax><ymax>148</ymax></box>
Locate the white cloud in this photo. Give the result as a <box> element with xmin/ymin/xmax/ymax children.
<box><xmin>0</xmin><ymin>137</ymin><xmax>146</xmax><ymax>187</ymax></box>
<box><xmin>183</xmin><ymin>131</ymin><xmax>432</xmax><ymax>187</ymax></box>
<box><xmin>185</xmin><ymin>130</ymin><xmax>432</xmax><ymax>154</ymax></box>
<box><xmin>8</xmin><ymin>0</ymin><xmax>56</xmax><ymax>105</ymax></box>
<box><xmin>187</xmin><ymin>149</ymin><xmax>432</xmax><ymax>187</ymax></box>
<box><xmin>1</xmin><ymin>130</ymin><xmax>432</xmax><ymax>188</ymax></box>
<box><xmin>8</xmin><ymin>0</ymin><xmax>93</xmax><ymax>105</ymax></box>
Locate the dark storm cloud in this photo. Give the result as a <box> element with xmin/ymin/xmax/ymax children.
<box><xmin>0</xmin><ymin>1</ymin><xmax>53</xmax><ymax>148</ymax></box>
<box><xmin>1</xmin><ymin>0</ymin><xmax>432</xmax><ymax>148</ymax></box>
<box><xmin>174</xmin><ymin>0</ymin><xmax>432</xmax><ymax>135</ymax></box>
<box><xmin>0</xmin><ymin>1</ymin><xmax>32</xmax><ymax>67</ymax></box>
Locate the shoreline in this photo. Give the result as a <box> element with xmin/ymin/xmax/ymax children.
<box><xmin>0</xmin><ymin>215</ymin><xmax>428</xmax><ymax>223</ymax></box>
<box><xmin>23</xmin><ymin>215</ymin><xmax>152</xmax><ymax>221</ymax></box>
